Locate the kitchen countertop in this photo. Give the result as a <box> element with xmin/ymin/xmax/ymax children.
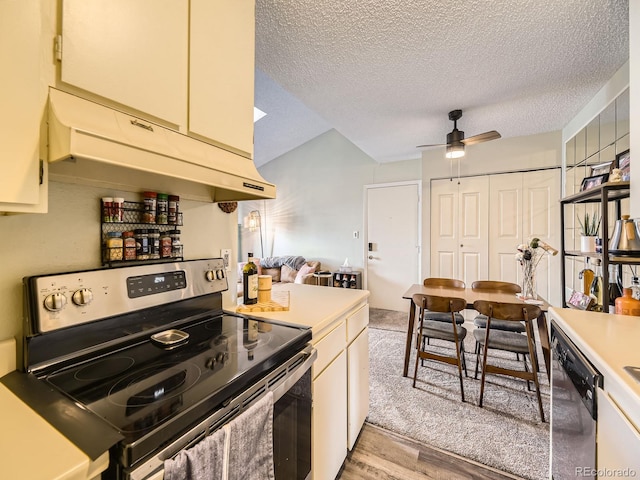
<box><xmin>230</xmin><ymin>283</ymin><xmax>370</xmax><ymax>337</ymax></box>
<box><xmin>548</xmin><ymin>307</ymin><xmax>640</xmax><ymax>430</ymax></box>
<box><xmin>0</xmin><ymin>339</ymin><xmax>109</xmax><ymax>480</ymax></box>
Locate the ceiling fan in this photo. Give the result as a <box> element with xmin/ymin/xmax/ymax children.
<box><xmin>417</xmin><ymin>109</ymin><xmax>501</xmax><ymax>158</ymax></box>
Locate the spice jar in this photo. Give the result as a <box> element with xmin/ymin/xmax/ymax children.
<box><xmin>156</xmin><ymin>193</ymin><xmax>168</xmax><ymax>224</ymax></box>
<box><xmin>123</xmin><ymin>231</ymin><xmax>137</xmax><ymax>261</ymax></box>
<box><xmin>135</xmin><ymin>228</ymin><xmax>150</xmax><ymax>260</ymax></box>
<box><xmin>160</xmin><ymin>232</ymin><xmax>172</xmax><ymax>258</ymax></box>
<box><xmin>143</xmin><ymin>191</ymin><xmax>157</xmax><ymax>223</ymax></box>
<box><xmin>105</xmin><ymin>232</ymin><xmax>123</xmax><ymax>262</ymax></box>
<box><xmin>149</xmin><ymin>229</ymin><xmax>160</xmax><ymax>260</ymax></box>
<box><xmin>102</xmin><ymin>197</ymin><xmax>113</xmax><ymax>223</ymax></box>
<box><xmin>168</xmin><ymin>195</ymin><xmax>180</xmax><ymax>224</ymax></box>
<box><xmin>112</xmin><ymin>197</ymin><xmax>124</xmax><ymax>222</ymax></box>
<box><xmin>169</xmin><ymin>230</ymin><xmax>182</xmax><ymax>258</ymax></box>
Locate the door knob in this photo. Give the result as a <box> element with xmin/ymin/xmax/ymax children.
<box><xmin>368</xmin><ymin>255</ymin><xmax>375</xmax><ymax>260</ymax></box>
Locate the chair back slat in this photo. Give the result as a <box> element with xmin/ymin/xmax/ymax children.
<box><xmin>423</xmin><ymin>277</ymin><xmax>465</xmax><ymax>289</ymax></box>
<box><xmin>471</xmin><ymin>280</ymin><xmax>521</xmax><ymax>294</ymax></box>
<box><xmin>473</xmin><ymin>300</ymin><xmax>541</xmax><ymax>322</ymax></box>
<box><xmin>413</xmin><ymin>293</ymin><xmax>466</xmax><ymax>314</ymax></box>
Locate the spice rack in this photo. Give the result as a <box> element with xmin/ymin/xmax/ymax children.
<box><xmin>101</xmin><ymin>200</ymin><xmax>184</xmax><ymax>267</ymax></box>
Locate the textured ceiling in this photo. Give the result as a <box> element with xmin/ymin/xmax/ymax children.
<box><xmin>254</xmin><ymin>0</ymin><xmax>629</xmax><ymax>166</ymax></box>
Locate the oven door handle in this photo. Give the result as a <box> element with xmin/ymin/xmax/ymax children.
<box><xmin>130</xmin><ymin>345</ymin><xmax>316</xmax><ymax>480</ymax></box>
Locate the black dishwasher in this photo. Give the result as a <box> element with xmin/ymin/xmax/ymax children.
<box><xmin>551</xmin><ymin>320</ymin><xmax>603</xmax><ymax>479</ymax></box>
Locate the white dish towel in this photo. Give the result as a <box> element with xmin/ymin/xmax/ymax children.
<box><xmin>164</xmin><ymin>391</ymin><xmax>275</xmax><ymax>480</ymax></box>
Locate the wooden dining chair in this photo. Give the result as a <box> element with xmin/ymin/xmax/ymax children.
<box><xmin>420</xmin><ymin>278</ymin><xmax>466</xmax><ymax>348</ymax></box>
<box><xmin>412</xmin><ymin>293</ymin><xmax>468</xmax><ymax>402</ymax></box>
<box><xmin>472</xmin><ymin>300</ymin><xmax>545</xmax><ymax>422</ymax></box>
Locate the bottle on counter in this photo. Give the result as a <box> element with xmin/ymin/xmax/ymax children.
<box><xmin>607</xmin><ymin>264</ymin><xmax>623</xmax><ymax>313</ymax></box>
<box><xmin>589</xmin><ymin>259</ymin><xmax>604</xmax><ymax>312</ymax></box>
<box><xmin>578</xmin><ymin>259</ymin><xmax>594</xmax><ymax>295</ymax></box>
<box><xmin>615</xmin><ymin>288</ymin><xmax>640</xmax><ymax>316</ymax></box>
<box><xmin>242</xmin><ymin>253</ymin><xmax>258</xmax><ymax>305</ymax></box>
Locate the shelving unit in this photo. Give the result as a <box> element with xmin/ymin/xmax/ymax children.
<box><xmin>101</xmin><ymin>200</ymin><xmax>183</xmax><ymax>267</ymax></box>
<box><xmin>560</xmin><ymin>182</ymin><xmax>640</xmax><ymax>308</ymax></box>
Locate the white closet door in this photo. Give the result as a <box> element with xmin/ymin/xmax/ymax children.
<box><xmin>430</xmin><ymin>177</ymin><xmax>489</xmax><ymax>284</ymax></box>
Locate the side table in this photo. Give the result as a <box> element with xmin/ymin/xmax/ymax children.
<box><xmin>313</xmin><ymin>271</ymin><xmax>333</xmax><ymax>287</ymax></box>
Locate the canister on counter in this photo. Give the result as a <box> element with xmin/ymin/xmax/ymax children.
<box><xmin>123</xmin><ymin>231</ymin><xmax>137</xmax><ymax>261</ymax></box>
<box><xmin>143</xmin><ymin>191</ymin><xmax>157</xmax><ymax>223</ymax></box>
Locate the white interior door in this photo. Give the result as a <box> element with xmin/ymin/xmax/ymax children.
<box><xmin>365</xmin><ymin>182</ymin><xmax>421</xmax><ymax>312</ymax></box>
<box><xmin>431</xmin><ymin>177</ymin><xmax>489</xmax><ymax>285</ymax></box>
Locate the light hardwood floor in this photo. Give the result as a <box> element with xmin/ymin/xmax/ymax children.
<box><xmin>338</xmin><ymin>423</ymin><xmax>523</xmax><ymax>480</ymax></box>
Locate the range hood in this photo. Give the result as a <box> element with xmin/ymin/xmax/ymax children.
<box><xmin>47</xmin><ymin>88</ymin><xmax>275</xmax><ymax>202</ymax></box>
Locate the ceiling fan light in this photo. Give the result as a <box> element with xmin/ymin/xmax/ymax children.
<box><xmin>446</xmin><ymin>143</ymin><xmax>465</xmax><ymax>159</ymax></box>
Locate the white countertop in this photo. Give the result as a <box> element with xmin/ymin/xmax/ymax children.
<box><xmin>231</xmin><ymin>283</ymin><xmax>370</xmax><ymax>337</ymax></box>
<box><xmin>548</xmin><ymin>307</ymin><xmax>640</xmax><ymax>430</ymax></box>
<box><xmin>0</xmin><ymin>339</ymin><xmax>109</xmax><ymax>480</ymax></box>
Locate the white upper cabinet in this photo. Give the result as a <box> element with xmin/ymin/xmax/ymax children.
<box><xmin>189</xmin><ymin>0</ymin><xmax>255</xmax><ymax>157</ymax></box>
<box><xmin>60</xmin><ymin>0</ymin><xmax>188</xmax><ymax>127</ymax></box>
<box><xmin>59</xmin><ymin>0</ymin><xmax>254</xmax><ymax>158</ymax></box>
<box><xmin>0</xmin><ymin>0</ymin><xmax>47</xmax><ymax>213</ymax></box>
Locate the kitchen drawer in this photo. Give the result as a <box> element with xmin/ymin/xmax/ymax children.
<box><xmin>346</xmin><ymin>304</ymin><xmax>369</xmax><ymax>343</ymax></box>
<box><xmin>312</xmin><ymin>321</ymin><xmax>346</xmax><ymax>379</ymax></box>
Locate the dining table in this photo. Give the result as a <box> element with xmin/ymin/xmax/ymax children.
<box><xmin>401</xmin><ymin>284</ymin><xmax>552</xmax><ymax>381</ymax></box>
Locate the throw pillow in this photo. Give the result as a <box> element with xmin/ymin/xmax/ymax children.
<box><xmin>280</xmin><ymin>264</ymin><xmax>298</xmax><ymax>283</ymax></box>
<box><xmin>295</xmin><ymin>263</ymin><xmax>317</xmax><ymax>284</ymax></box>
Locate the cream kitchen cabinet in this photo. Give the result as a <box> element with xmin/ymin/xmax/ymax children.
<box><xmin>346</xmin><ymin>304</ymin><xmax>369</xmax><ymax>450</ymax></box>
<box><xmin>0</xmin><ymin>0</ymin><xmax>47</xmax><ymax>213</ymax></box>
<box><xmin>189</xmin><ymin>0</ymin><xmax>254</xmax><ymax>157</ymax></box>
<box><xmin>60</xmin><ymin>0</ymin><xmax>188</xmax><ymax>127</ymax></box>
<box><xmin>59</xmin><ymin>0</ymin><xmax>254</xmax><ymax>158</ymax></box>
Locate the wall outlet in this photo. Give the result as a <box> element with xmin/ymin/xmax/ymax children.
<box><xmin>220</xmin><ymin>249</ymin><xmax>232</xmax><ymax>271</ymax></box>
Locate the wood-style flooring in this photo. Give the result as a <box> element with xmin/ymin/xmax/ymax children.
<box><xmin>337</xmin><ymin>423</ymin><xmax>523</xmax><ymax>480</ymax></box>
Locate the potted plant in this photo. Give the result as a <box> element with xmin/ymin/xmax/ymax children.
<box><xmin>577</xmin><ymin>212</ymin><xmax>601</xmax><ymax>253</ymax></box>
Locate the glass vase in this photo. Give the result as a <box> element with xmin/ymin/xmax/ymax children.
<box><xmin>522</xmin><ymin>261</ymin><xmax>537</xmax><ymax>299</ymax></box>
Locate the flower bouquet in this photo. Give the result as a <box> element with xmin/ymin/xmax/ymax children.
<box><xmin>515</xmin><ymin>238</ymin><xmax>557</xmax><ymax>299</ymax></box>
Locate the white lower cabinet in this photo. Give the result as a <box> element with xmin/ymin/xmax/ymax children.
<box><xmin>311</xmin><ymin>301</ymin><xmax>369</xmax><ymax>479</ymax></box>
<box><xmin>312</xmin><ymin>350</ymin><xmax>347</xmax><ymax>480</ymax></box>
<box><xmin>347</xmin><ymin>327</ymin><xmax>369</xmax><ymax>450</ymax></box>
<box><xmin>597</xmin><ymin>388</ymin><xmax>640</xmax><ymax>474</ymax></box>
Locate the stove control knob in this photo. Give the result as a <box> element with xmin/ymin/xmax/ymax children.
<box><xmin>216</xmin><ymin>352</ymin><xmax>226</xmax><ymax>365</ymax></box>
<box><xmin>43</xmin><ymin>292</ymin><xmax>67</xmax><ymax>312</ymax></box>
<box><xmin>205</xmin><ymin>270</ymin><xmax>216</xmax><ymax>282</ymax></box>
<box><xmin>216</xmin><ymin>269</ymin><xmax>225</xmax><ymax>280</ymax></box>
<box><xmin>205</xmin><ymin>357</ymin><xmax>217</xmax><ymax>369</ymax></box>
<box><xmin>72</xmin><ymin>288</ymin><xmax>93</xmax><ymax>306</ymax></box>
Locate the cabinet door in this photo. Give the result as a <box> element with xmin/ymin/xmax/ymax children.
<box><xmin>347</xmin><ymin>327</ymin><xmax>369</xmax><ymax>450</ymax></box>
<box><xmin>312</xmin><ymin>351</ymin><xmax>347</xmax><ymax>480</ymax></box>
<box><xmin>0</xmin><ymin>0</ymin><xmax>46</xmax><ymax>212</ymax></box>
<box><xmin>61</xmin><ymin>0</ymin><xmax>188</xmax><ymax>126</ymax></box>
<box><xmin>190</xmin><ymin>0</ymin><xmax>254</xmax><ymax>156</ymax></box>
<box><xmin>597</xmin><ymin>388</ymin><xmax>640</xmax><ymax>473</ymax></box>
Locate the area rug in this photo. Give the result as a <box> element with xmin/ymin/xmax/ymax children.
<box><xmin>367</xmin><ymin>308</ymin><xmax>550</xmax><ymax>480</ymax></box>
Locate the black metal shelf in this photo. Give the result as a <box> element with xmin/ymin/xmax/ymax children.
<box><xmin>560</xmin><ymin>181</ymin><xmax>630</xmax><ymax>205</ymax></box>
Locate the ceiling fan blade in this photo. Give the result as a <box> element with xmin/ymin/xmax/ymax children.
<box><xmin>461</xmin><ymin>130</ymin><xmax>501</xmax><ymax>146</ymax></box>
<box><xmin>416</xmin><ymin>142</ymin><xmax>446</xmax><ymax>149</ymax></box>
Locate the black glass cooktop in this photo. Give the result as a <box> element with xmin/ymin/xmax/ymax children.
<box><xmin>45</xmin><ymin>314</ymin><xmax>310</xmax><ymax>440</ymax></box>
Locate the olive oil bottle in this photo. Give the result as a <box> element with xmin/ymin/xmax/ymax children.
<box><xmin>242</xmin><ymin>253</ymin><xmax>258</xmax><ymax>305</ymax></box>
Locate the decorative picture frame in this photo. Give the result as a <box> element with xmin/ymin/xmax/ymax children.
<box><xmin>580</xmin><ymin>173</ymin><xmax>609</xmax><ymax>192</ymax></box>
<box><xmin>588</xmin><ymin>160</ymin><xmax>614</xmax><ymax>177</ymax></box>
<box><xmin>567</xmin><ymin>290</ymin><xmax>594</xmax><ymax>310</ymax></box>
<box><xmin>616</xmin><ymin>149</ymin><xmax>630</xmax><ymax>181</ymax></box>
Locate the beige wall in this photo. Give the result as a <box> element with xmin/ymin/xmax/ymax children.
<box><xmin>0</xmin><ymin>181</ymin><xmax>238</xmax><ymax>365</ymax></box>
<box><xmin>631</xmin><ymin>2</ymin><xmax>639</xmax><ymax>217</ymax></box>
